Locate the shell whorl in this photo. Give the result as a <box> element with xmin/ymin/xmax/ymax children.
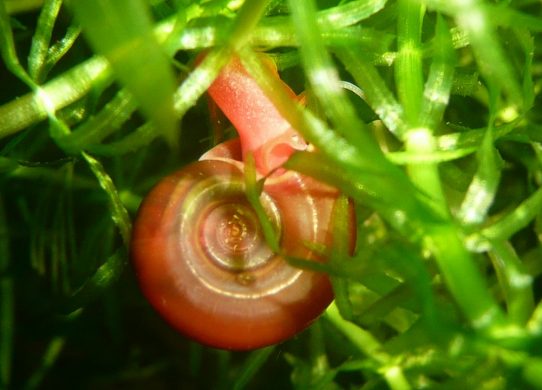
<box><xmin>169</xmin><ymin>165</ymin><xmax>305</xmax><ymax>299</ymax></box>
<box><xmin>131</xmin><ymin>157</ymin><xmax>336</xmax><ymax>350</ymax></box>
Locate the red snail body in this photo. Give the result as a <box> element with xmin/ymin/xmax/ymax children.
<box><xmin>131</xmin><ymin>54</ymin><xmax>355</xmax><ymax>350</ymax></box>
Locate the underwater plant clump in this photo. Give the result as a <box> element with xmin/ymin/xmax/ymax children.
<box><xmin>1</xmin><ymin>0</ymin><xmax>542</xmax><ymax>388</ymax></box>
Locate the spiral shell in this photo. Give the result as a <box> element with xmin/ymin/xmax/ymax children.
<box><xmin>133</xmin><ymin>54</ymin><xmax>355</xmax><ymax>350</ymax></box>
<box><xmin>131</xmin><ymin>157</ymin><xmax>341</xmax><ymax>350</ymax></box>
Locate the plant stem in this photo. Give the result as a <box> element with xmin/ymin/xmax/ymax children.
<box><xmin>326</xmin><ymin>303</ymin><xmax>412</xmax><ymax>390</ymax></box>
<box><xmin>396</xmin><ymin>1</ymin><xmax>504</xmax><ymax>329</ymax></box>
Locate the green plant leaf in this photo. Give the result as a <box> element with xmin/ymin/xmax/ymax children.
<box><xmin>69</xmin><ymin>0</ymin><xmax>178</xmax><ymax>146</ymax></box>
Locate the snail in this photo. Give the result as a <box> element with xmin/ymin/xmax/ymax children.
<box><xmin>131</xmin><ymin>54</ymin><xmax>355</xmax><ymax>350</ymax></box>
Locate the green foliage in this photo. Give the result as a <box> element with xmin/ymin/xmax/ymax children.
<box><xmin>1</xmin><ymin>0</ymin><xmax>542</xmax><ymax>388</ymax></box>
<box><xmin>68</xmin><ymin>0</ymin><xmax>178</xmax><ymax>146</ymax></box>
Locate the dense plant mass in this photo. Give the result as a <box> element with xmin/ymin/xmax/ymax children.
<box><xmin>1</xmin><ymin>0</ymin><xmax>542</xmax><ymax>388</ymax></box>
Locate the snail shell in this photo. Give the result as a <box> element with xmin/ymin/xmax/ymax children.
<box><xmin>131</xmin><ymin>149</ymin><xmax>344</xmax><ymax>350</ymax></box>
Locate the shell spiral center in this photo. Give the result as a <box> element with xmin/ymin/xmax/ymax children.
<box><xmin>201</xmin><ymin>200</ymin><xmax>273</xmax><ymax>271</ymax></box>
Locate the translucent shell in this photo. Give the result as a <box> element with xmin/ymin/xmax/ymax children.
<box><xmin>131</xmin><ymin>153</ymin><xmax>341</xmax><ymax>350</ymax></box>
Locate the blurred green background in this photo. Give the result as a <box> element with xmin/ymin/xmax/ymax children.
<box><xmin>2</xmin><ymin>0</ymin><xmax>542</xmax><ymax>389</ymax></box>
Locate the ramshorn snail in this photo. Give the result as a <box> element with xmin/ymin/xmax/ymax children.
<box><xmin>131</xmin><ymin>54</ymin><xmax>355</xmax><ymax>350</ymax></box>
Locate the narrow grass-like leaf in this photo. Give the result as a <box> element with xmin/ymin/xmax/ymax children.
<box><xmin>395</xmin><ymin>0</ymin><xmax>424</xmax><ymax>127</ymax></box>
<box><xmin>394</xmin><ymin>5</ymin><xmax>450</xmax><ymax>217</ymax></box>
<box><xmin>256</xmin><ymin>0</ymin><xmax>389</xmax><ymax>48</ymax></box>
<box><xmin>374</xmin><ymin>241</ymin><xmax>439</xmax><ymax>331</ymax></box>
<box><xmin>28</xmin><ymin>0</ymin><xmax>62</xmax><ymax>83</ymax></box>
<box><xmin>457</xmin><ymin>129</ymin><xmax>502</xmax><ymax>225</ymax></box>
<box><xmin>0</xmin><ymin>3</ymin><xmax>213</xmax><ymax>140</ymax></box>
<box><xmin>436</xmin><ymin>121</ymin><xmax>518</xmax><ymax>152</ymax></box>
<box><xmin>82</xmin><ymin>152</ymin><xmax>131</xmax><ymax>246</ymax></box>
<box><xmin>515</xmin><ymin>28</ymin><xmax>535</xmax><ymax>110</ymax></box>
<box><xmin>288</xmin><ymin>0</ymin><xmax>371</xmax><ymax>151</ymax></box>
<box><xmin>23</xmin><ymin>337</ymin><xmax>66</xmax><ymax>390</ymax></box>
<box><xmin>0</xmin><ymin>0</ymin><xmax>34</xmax><ymax>86</ymax></box>
<box><xmin>329</xmin><ymin>195</ymin><xmax>355</xmax><ymax>321</ymax></box>
<box><xmin>86</xmin><ymin>123</ymin><xmax>157</xmax><ymax>156</ymax></box>
<box><xmin>69</xmin><ymin>0</ymin><xmax>178</xmax><ymax>146</ymax></box>
<box><xmin>254</xmin><ymin>21</ymin><xmax>393</xmax><ymax>53</ymax></box>
<box><xmin>1</xmin><ymin>158</ymin><xmax>95</xmax><ymax>187</ymax></box>
<box><xmin>307</xmin><ymin>322</ymin><xmax>332</xmax><ymax>384</ymax></box>
<box><xmin>171</xmin><ymin>0</ymin><xmax>272</xmax><ymax>133</ymax></box>
<box><xmin>427</xmin><ymin>224</ymin><xmax>505</xmax><ymax>328</ymax></box>
<box><xmin>420</xmin><ymin>15</ymin><xmax>455</xmax><ymax>130</ymax></box>
<box><xmin>173</xmin><ymin>49</ymin><xmax>230</xmax><ymax>118</ymax></box>
<box><xmin>357</xmin><ymin>284</ymin><xmax>414</xmax><ymax>327</ymax></box>
<box><xmin>223</xmin><ymin>0</ymin><xmax>272</xmax><ymax>50</ymax></box>
<box><xmin>240</xmin><ymin>48</ymin><xmax>400</xmax><ymax>184</ymax></box>
<box><xmin>317</xmin><ymin>0</ymin><xmax>388</xmax><ymax>27</ymax></box>
<box><xmin>285</xmin><ymin>353</ymin><xmax>318</xmax><ymax>388</ymax></box>
<box><xmin>489</xmin><ymin>240</ymin><xmax>534</xmax><ymax>325</ymax></box>
<box><xmin>44</xmin><ymin>25</ymin><xmax>81</xmax><ymax>75</ymax></box>
<box><xmin>325</xmin><ymin>303</ymin><xmax>412</xmax><ymax>390</ymax></box>
<box><xmin>335</xmin><ymin>46</ymin><xmax>406</xmax><ymax>138</ymax></box>
<box><xmin>238</xmin><ymin>52</ymin><xmax>358</xmax><ymax>166</ymax></box>
<box><xmin>170</xmin><ymin>17</ymin><xmax>225</xmax><ymax>50</ymax></box>
<box><xmin>325</xmin><ymin>302</ymin><xmax>385</xmax><ymax>361</ymax></box>
<box><xmin>60</xmin><ymin>248</ymin><xmax>126</xmax><ymax>313</ymax></box>
<box><xmin>0</xmin><ymin>1</ymin><xmax>274</xmax><ymax>142</ymax></box>
<box><xmin>286</xmin><ymin>329</ymin><xmax>339</xmax><ymax>388</ymax></box>
<box><xmin>232</xmin><ymin>347</ymin><xmax>275</xmax><ymax>390</ymax></box>
<box><xmin>475</xmin><ymin>186</ymin><xmax>542</xmax><ymax>245</ymax></box>
<box><xmin>483</xmin><ymin>5</ymin><xmax>542</xmax><ymax>32</ymax></box>
<box><xmin>285</xmin><ymin>151</ymin><xmax>434</xmax><ymax>239</ymax></box>
<box><xmin>58</xmin><ymin>89</ymin><xmax>137</xmax><ymax>153</ymax></box>
<box><xmin>5</xmin><ymin>0</ymin><xmax>44</xmax><ymax>14</ymax></box>
<box><xmin>0</xmin><ymin>56</ymin><xmax>111</xmax><ymax>139</ymax></box>
<box><xmin>387</xmin><ymin>147</ymin><xmax>476</xmax><ymax>165</ymax></box>
<box><xmin>419</xmin><ymin>0</ymin><xmax>523</xmax><ymax>107</ymax></box>
<box><xmin>244</xmin><ymin>154</ymin><xmax>280</xmax><ymax>253</ymax></box>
